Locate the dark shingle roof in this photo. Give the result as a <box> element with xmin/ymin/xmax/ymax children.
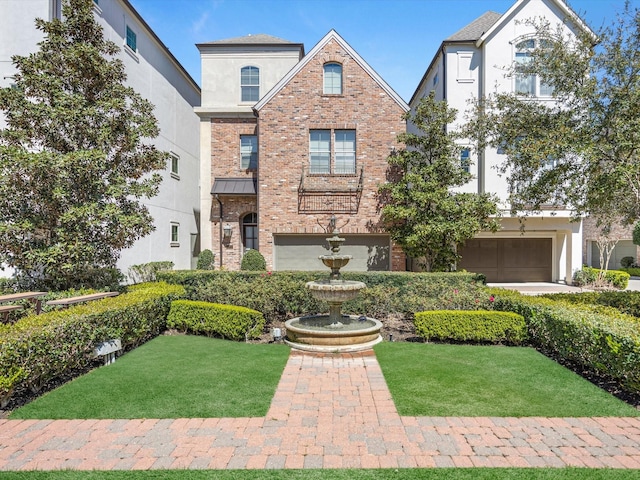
<box><xmin>446</xmin><ymin>11</ymin><xmax>503</xmax><ymax>42</ymax></box>
<box><xmin>198</xmin><ymin>34</ymin><xmax>297</xmax><ymax>46</ymax></box>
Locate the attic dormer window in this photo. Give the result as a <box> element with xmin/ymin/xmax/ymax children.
<box><xmin>241</xmin><ymin>66</ymin><xmax>260</xmax><ymax>102</ymax></box>
<box><xmin>323</xmin><ymin>63</ymin><xmax>342</xmax><ymax>94</ymax></box>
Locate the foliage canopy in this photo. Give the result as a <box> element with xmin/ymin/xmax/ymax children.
<box><xmin>465</xmin><ymin>2</ymin><xmax>640</xmax><ymax>231</ymax></box>
<box><xmin>379</xmin><ymin>92</ymin><xmax>500</xmax><ymax>272</ymax></box>
<box><xmin>0</xmin><ymin>0</ymin><xmax>167</xmax><ymax>290</ymax></box>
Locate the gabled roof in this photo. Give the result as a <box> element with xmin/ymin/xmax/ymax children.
<box><xmin>197</xmin><ymin>33</ymin><xmax>304</xmax><ymax>52</ymax></box>
<box><xmin>446</xmin><ymin>11</ymin><xmax>502</xmax><ymax>42</ymax></box>
<box><xmin>409</xmin><ymin>0</ymin><xmax>595</xmax><ymax>105</ymax></box>
<box><xmin>476</xmin><ymin>0</ymin><xmax>594</xmax><ymax>47</ymax></box>
<box><xmin>253</xmin><ymin>29</ymin><xmax>409</xmax><ymax>112</ymax></box>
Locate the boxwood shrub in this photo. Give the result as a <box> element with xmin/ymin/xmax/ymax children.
<box><xmin>167</xmin><ymin>300</ymin><xmax>265</xmax><ymax>341</ymax></box>
<box><xmin>572</xmin><ymin>266</ymin><xmax>630</xmax><ymax>289</ymax></box>
<box><xmin>620</xmin><ymin>267</ymin><xmax>640</xmax><ymax>277</ymax></box>
<box><xmin>541</xmin><ymin>291</ymin><xmax>640</xmax><ymax>318</ymax></box>
<box><xmin>414</xmin><ymin>310</ymin><xmax>527</xmax><ymax>345</ymax></box>
<box><xmin>157</xmin><ymin>270</ymin><xmax>492</xmax><ymax>323</ymax></box>
<box><xmin>489</xmin><ymin>288</ymin><xmax>640</xmax><ymax>394</ymax></box>
<box><xmin>0</xmin><ymin>282</ymin><xmax>184</xmax><ymax>407</ymax></box>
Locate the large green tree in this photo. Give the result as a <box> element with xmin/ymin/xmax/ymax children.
<box><xmin>379</xmin><ymin>92</ymin><xmax>500</xmax><ymax>272</ymax></box>
<box><xmin>465</xmin><ymin>2</ymin><xmax>640</xmax><ymax>230</ymax></box>
<box><xmin>0</xmin><ymin>0</ymin><xmax>167</xmax><ymax>290</ymax></box>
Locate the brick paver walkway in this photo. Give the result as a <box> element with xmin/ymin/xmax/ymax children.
<box><xmin>1</xmin><ymin>350</ymin><xmax>640</xmax><ymax>471</ymax></box>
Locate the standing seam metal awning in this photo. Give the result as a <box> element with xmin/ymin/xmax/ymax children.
<box><xmin>211</xmin><ymin>178</ymin><xmax>257</xmax><ymax>195</ymax></box>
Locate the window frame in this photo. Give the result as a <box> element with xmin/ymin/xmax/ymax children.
<box><xmin>323</xmin><ymin>63</ymin><xmax>343</xmax><ymax>95</ymax></box>
<box><xmin>309</xmin><ymin>130</ymin><xmax>331</xmax><ymax>174</ymax></box>
<box><xmin>309</xmin><ymin>129</ymin><xmax>356</xmax><ymax>175</ymax></box>
<box><xmin>169</xmin><ymin>152</ymin><xmax>179</xmax><ymax>179</ymax></box>
<box><xmin>240</xmin><ymin>135</ymin><xmax>258</xmax><ymax>170</ymax></box>
<box><xmin>514</xmin><ymin>38</ymin><xmax>553</xmax><ymax>97</ymax></box>
<box><xmin>241</xmin><ymin>213</ymin><xmax>258</xmax><ymax>252</ymax></box>
<box><xmin>240</xmin><ymin>66</ymin><xmax>260</xmax><ymax>102</ymax></box>
<box><xmin>125</xmin><ymin>25</ymin><xmax>137</xmax><ymax>53</ymax></box>
<box><xmin>460</xmin><ymin>148</ymin><xmax>471</xmax><ymax>173</ymax></box>
<box><xmin>170</xmin><ymin>222</ymin><xmax>179</xmax><ymax>246</ymax></box>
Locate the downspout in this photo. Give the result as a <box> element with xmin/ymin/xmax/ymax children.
<box><xmin>215</xmin><ymin>194</ymin><xmax>223</xmax><ymax>268</ymax></box>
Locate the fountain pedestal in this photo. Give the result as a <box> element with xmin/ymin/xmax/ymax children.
<box><xmin>284</xmin><ymin>231</ymin><xmax>382</xmax><ymax>353</ymax></box>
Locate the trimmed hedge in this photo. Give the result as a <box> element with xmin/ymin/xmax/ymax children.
<box><xmin>541</xmin><ymin>291</ymin><xmax>640</xmax><ymax>319</ymax></box>
<box><xmin>573</xmin><ymin>266</ymin><xmax>630</xmax><ymax>289</ymax></box>
<box><xmin>489</xmin><ymin>288</ymin><xmax>640</xmax><ymax>393</ymax></box>
<box><xmin>414</xmin><ymin>310</ymin><xmax>527</xmax><ymax>344</ymax></box>
<box><xmin>620</xmin><ymin>267</ymin><xmax>640</xmax><ymax>277</ymax></box>
<box><xmin>0</xmin><ymin>282</ymin><xmax>185</xmax><ymax>408</ymax></box>
<box><xmin>157</xmin><ymin>270</ymin><xmax>492</xmax><ymax>323</ymax></box>
<box><xmin>167</xmin><ymin>300</ymin><xmax>265</xmax><ymax>341</ymax></box>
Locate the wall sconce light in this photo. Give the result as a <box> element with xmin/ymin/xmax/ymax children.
<box><xmin>223</xmin><ymin>223</ymin><xmax>232</xmax><ymax>239</ymax></box>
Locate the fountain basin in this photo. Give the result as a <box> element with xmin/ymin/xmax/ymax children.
<box><xmin>306</xmin><ymin>279</ymin><xmax>366</xmax><ymax>303</ymax></box>
<box><xmin>285</xmin><ymin>315</ymin><xmax>383</xmax><ymax>353</ymax></box>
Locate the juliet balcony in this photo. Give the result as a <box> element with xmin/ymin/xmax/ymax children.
<box><xmin>297</xmin><ymin>166</ymin><xmax>363</xmax><ymax>214</ymax></box>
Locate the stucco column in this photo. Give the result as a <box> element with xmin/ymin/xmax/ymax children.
<box><xmin>199</xmin><ymin>116</ymin><xmax>213</xmax><ymax>260</ymax></box>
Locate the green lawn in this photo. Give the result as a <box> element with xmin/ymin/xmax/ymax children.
<box><xmin>374</xmin><ymin>342</ymin><xmax>640</xmax><ymax>417</ymax></box>
<box><xmin>1</xmin><ymin>468</ymin><xmax>638</xmax><ymax>479</ymax></box>
<box><xmin>9</xmin><ymin>335</ymin><xmax>290</xmax><ymax>419</ymax></box>
<box><xmin>11</xmin><ymin>336</ymin><xmax>639</xmax><ymax>420</ymax></box>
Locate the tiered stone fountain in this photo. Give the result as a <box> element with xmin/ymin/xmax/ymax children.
<box><xmin>284</xmin><ymin>230</ymin><xmax>383</xmax><ymax>352</ymax></box>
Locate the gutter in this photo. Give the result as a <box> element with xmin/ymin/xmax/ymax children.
<box><xmin>214</xmin><ymin>194</ymin><xmax>223</xmax><ymax>268</ymax></box>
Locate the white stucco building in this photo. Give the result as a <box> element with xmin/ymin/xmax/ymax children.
<box><xmin>0</xmin><ymin>0</ymin><xmax>201</xmax><ymax>279</ymax></box>
<box><xmin>410</xmin><ymin>0</ymin><xmax>592</xmax><ymax>283</ymax></box>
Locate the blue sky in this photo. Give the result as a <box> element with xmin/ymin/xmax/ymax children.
<box><xmin>129</xmin><ymin>0</ymin><xmax>632</xmax><ymax>102</ymax></box>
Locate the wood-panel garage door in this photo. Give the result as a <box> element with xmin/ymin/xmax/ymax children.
<box><xmin>274</xmin><ymin>235</ymin><xmax>390</xmax><ymax>271</ymax></box>
<box><xmin>458</xmin><ymin>238</ymin><xmax>552</xmax><ymax>282</ymax></box>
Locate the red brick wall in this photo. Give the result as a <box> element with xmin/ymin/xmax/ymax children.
<box><xmin>209</xmin><ymin>117</ymin><xmax>258</xmax><ymax>269</ymax></box>
<box><xmin>255</xmin><ymin>39</ymin><xmax>407</xmax><ymax>270</ymax></box>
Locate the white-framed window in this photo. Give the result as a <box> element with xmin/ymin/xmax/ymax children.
<box><xmin>309</xmin><ymin>129</ymin><xmax>356</xmax><ymax>174</ymax></box>
<box><xmin>125</xmin><ymin>25</ymin><xmax>137</xmax><ymax>52</ymax></box>
<box><xmin>241</xmin><ymin>66</ymin><xmax>260</xmax><ymax>102</ymax></box>
<box><xmin>433</xmin><ymin>72</ymin><xmax>439</xmax><ymax>87</ymax></box>
<box><xmin>323</xmin><ymin>63</ymin><xmax>342</xmax><ymax>94</ymax></box>
<box><xmin>240</xmin><ymin>135</ymin><xmax>258</xmax><ymax>170</ymax></box>
<box><xmin>170</xmin><ymin>222</ymin><xmax>179</xmax><ymax>246</ymax></box>
<box><xmin>460</xmin><ymin>148</ymin><xmax>471</xmax><ymax>173</ymax></box>
<box><xmin>169</xmin><ymin>152</ymin><xmax>179</xmax><ymax>178</ymax></box>
<box><xmin>515</xmin><ymin>39</ymin><xmax>553</xmax><ymax>96</ymax></box>
<box><xmin>310</xmin><ymin>130</ymin><xmax>331</xmax><ymax>174</ymax></box>
<box><xmin>334</xmin><ymin>130</ymin><xmax>356</xmax><ymax>174</ymax></box>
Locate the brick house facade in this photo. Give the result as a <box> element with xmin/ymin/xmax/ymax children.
<box><xmin>197</xmin><ymin>31</ymin><xmax>408</xmax><ymax>271</ymax></box>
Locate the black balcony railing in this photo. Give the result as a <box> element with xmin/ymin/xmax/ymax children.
<box><xmin>298</xmin><ymin>166</ymin><xmax>363</xmax><ymax>214</ymax></box>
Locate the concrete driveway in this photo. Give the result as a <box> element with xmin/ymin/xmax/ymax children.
<box><xmin>488</xmin><ymin>277</ymin><xmax>640</xmax><ymax>294</ymax></box>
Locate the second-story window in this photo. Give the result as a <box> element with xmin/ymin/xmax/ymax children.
<box><xmin>515</xmin><ymin>39</ymin><xmax>553</xmax><ymax>97</ymax></box>
<box><xmin>309</xmin><ymin>129</ymin><xmax>356</xmax><ymax>174</ymax></box>
<box><xmin>334</xmin><ymin>130</ymin><xmax>356</xmax><ymax>174</ymax></box>
<box><xmin>241</xmin><ymin>66</ymin><xmax>260</xmax><ymax>102</ymax></box>
<box><xmin>310</xmin><ymin>130</ymin><xmax>331</xmax><ymax>174</ymax></box>
<box><xmin>240</xmin><ymin>135</ymin><xmax>258</xmax><ymax>170</ymax></box>
<box><xmin>323</xmin><ymin>63</ymin><xmax>342</xmax><ymax>94</ymax></box>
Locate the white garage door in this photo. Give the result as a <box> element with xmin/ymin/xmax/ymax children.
<box><xmin>274</xmin><ymin>235</ymin><xmax>391</xmax><ymax>271</ymax></box>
